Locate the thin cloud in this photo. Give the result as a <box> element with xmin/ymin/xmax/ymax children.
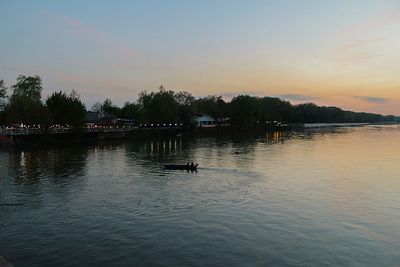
<box><xmin>61</xmin><ymin>15</ymin><xmax>106</xmax><ymax>41</ymax></box>
<box><xmin>337</xmin><ymin>9</ymin><xmax>400</xmax><ymax>37</ymax></box>
<box><xmin>353</xmin><ymin>96</ymin><xmax>387</xmax><ymax>103</ymax></box>
<box><xmin>43</xmin><ymin>10</ymin><xmax>137</xmax><ymax>60</ymax></box>
<box><xmin>335</xmin><ymin>51</ymin><xmax>377</xmax><ymax>68</ymax></box>
<box><xmin>334</xmin><ymin>37</ymin><xmax>386</xmax><ymax>68</ymax></box>
<box><xmin>336</xmin><ymin>37</ymin><xmax>387</xmax><ymax>53</ymax></box>
<box><xmin>334</xmin><ymin>10</ymin><xmax>400</xmax><ymax>68</ymax></box>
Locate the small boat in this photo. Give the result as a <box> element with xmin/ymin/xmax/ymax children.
<box><xmin>164</xmin><ymin>164</ymin><xmax>198</xmax><ymax>171</ymax></box>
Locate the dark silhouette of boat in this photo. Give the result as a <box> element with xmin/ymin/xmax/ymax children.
<box><xmin>164</xmin><ymin>163</ymin><xmax>198</xmax><ymax>171</ymax></box>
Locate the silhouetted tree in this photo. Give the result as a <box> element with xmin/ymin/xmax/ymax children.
<box><xmin>0</xmin><ymin>79</ymin><xmax>7</xmax><ymax>124</ymax></box>
<box><xmin>138</xmin><ymin>86</ymin><xmax>179</xmax><ymax>123</ymax></box>
<box><xmin>0</xmin><ymin>79</ymin><xmax>6</xmax><ymax>99</ymax></box>
<box><xmin>11</xmin><ymin>75</ymin><xmax>42</xmax><ymax>102</ymax></box>
<box><xmin>46</xmin><ymin>90</ymin><xmax>86</xmax><ymax>127</ymax></box>
<box><xmin>230</xmin><ymin>95</ymin><xmax>261</xmax><ymax>127</ymax></box>
<box><xmin>0</xmin><ymin>79</ymin><xmax>7</xmax><ymax>110</ymax></box>
<box><xmin>195</xmin><ymin>95</ymin><xmax>229</xmax><ymax>124</ymax></box>
<box><xmin>91</xmin><ymin>102</ymin><xmax>103</xmax><ymax>113</ymax></box>
<box><xmin>5</xmin><ymin>75</ymin><xmax>51</xmax><ymax>125</ymax></box>
<box><xmin>175</xmin><ymin>91</ymin><xmax>195</xmax><ymax>124</ymax></box>
<box><xmin>259</xmin><ymin>97</ymin><xmax>293</xmax><ymax>123</ymax></box>
<box><xmin>120</xmin><ymin>102</ymin><xmax>142</xmax><ymax>121</ymax></box>
<box><xmin>1</xmin><ymin>75</ymin><xmax>396</xmax><ymax>127</ymax></box>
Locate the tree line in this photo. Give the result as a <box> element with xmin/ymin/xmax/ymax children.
<box><xmin>0</xmin><ymin>75</ymin><xmax>397</xmax><ymax>128</ymax></box>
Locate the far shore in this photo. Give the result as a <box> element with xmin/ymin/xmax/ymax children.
<box><xmin>1</xmin><ymin>122</ymin><xmax>397</xmax><ymax>147</ymax></box>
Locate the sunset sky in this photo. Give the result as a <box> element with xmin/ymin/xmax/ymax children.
<box><xmin>1</xmin><ymin>0</ymin><xmax>399</xmax><ymax>115</ymax></box>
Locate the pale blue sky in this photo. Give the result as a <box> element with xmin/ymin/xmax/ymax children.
<box><xmin>1</xmin><ymin>0</ymin><xmax>399</xmax><ymax>114</ymax></box>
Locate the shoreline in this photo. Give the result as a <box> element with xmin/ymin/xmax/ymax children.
<box><xmin>1</xmin><ymin>122</ymin><xmax>397</xmax><ymax>147</ymax></box>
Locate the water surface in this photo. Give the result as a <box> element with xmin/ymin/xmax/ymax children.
<box><xmin>1</xmin><ymin>125</ymin><xmax>400</xmax><ymax>266</ymax></box>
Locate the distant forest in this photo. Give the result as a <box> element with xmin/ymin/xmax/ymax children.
<box><xmin>0</xmin><ymin>75</ymin><xmax>397</xmax><ymax>127</ymax></box>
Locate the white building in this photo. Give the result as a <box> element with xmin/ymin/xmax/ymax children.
<box><xmin>194</xmin><ymin>113</ymin><xmax>216</xmax><ymax>128</ymax></box>
<box><xmin>193</xmin><ymin>113</ymin><xmax>230</xmax><ymax>128</ymax></box>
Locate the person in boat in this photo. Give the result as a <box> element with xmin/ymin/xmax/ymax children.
<box><xmin>186</xmin><ymin>162</ymin><xmax>190</xmax><ymax>167</ymax></box>
<box><xmin>190</xmin><ymin>162</ymin><xmax>194</xmax><ymax>168</ymax></box>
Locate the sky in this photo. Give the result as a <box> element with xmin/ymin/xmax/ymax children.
<box><xmin>1</xmin><ymin>0</ymin><xmax>400</xmax><ymax>115</ymax></box>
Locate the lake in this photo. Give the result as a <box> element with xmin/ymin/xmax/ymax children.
<box><xmin>1</xmin><ymin>125</ymin><xmax>400</xmax><ymax>266</ymax></box>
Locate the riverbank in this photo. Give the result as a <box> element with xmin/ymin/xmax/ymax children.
<box><xmin>0</xmin><ymin>124</ymin><xmax>289</xmax><ymax>146</ymax></box>
<box><xmin>288</xmin><ymin>122</ymin><xmax>371</xmax><ymax>129</ymax></box>
<box><xmin>1</xmin><ymin>122</ymin><xmax>397</xmax><ymax>146</ymax></box>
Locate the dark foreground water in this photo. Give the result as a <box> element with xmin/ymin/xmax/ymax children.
<box><xmin>1</xmin><ymin>125</ymin><xmax>400</xmax><ymax>266</ymax></box>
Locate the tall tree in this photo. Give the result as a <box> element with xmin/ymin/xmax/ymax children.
<box><xmin>230</xmin><ymin>95</ymin><xmax>260</xmax><ymax>127</ymax></box>
<box><xmin>175</xmin><ymin>91</ymin><xmax>195</xmax><ymax>106</ymax></box>
<box><xmin>0</xmin><ymin>79</ymin><xmax>7</xmax><ymax>124</ymax></box>
<box><xmin>46</xmin><ymin>90</ymin><xmax>86</xmax><ymax>127</ymax></box>
<box><xmin>102</xmin><ymin>98</ymin><xmax>121</xmax><ymax>117</ymax></box>
<box><xmin>138</xmin><ymin>86</ymin><xmax>179</xmax><ymax>123</ymax></box>
<box><xmin>0</xmin><ymin>79</ymin><xmax>6</xmax><ymax>99</ymax></box>
<box><xmin>5</xmin><ymin>75</ymin><xmax>50</xmax><ymax>125</ymax></box>
<box><xmin>175</xmin><ymin>91</ymin><xmax>195</xmax><ymax>124</ymax></box>
<box><xmin>0</xmin><ymin>79</ymin><xmax>7</xmax><ymax>110</ymax></box>
<box><xmin>259</xmin><ymin>97</ymin><xmax>293</xmax><ymax>123</ymax></box>
<box><xmin>11</xmin><ymin>75</ymin><xmax>42</xmax><ymax>102</ymax></box>
<box><xmin>120</xmin><ymin>102</ymin><xmax>142</xmax><ymax>121</ymax></box>
<box><xmin>5</xmin><ymin>100</ymin><xmax>51</xmax><ymax>125</ymax></box>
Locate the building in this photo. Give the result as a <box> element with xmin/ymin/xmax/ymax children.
<box><xmin>194</xmin><ymin>113</ymin><xmax>216</xmax><ymax>128</ymax></box>
<box><xmin>85</xmin><ymin>111</ymin><xmax>101</xmax><ymax>125</ymax></box>
<box><xmin>193</xmin><ymin>113</ymin><xmax>230</xmax><ymax>128</ymax></box>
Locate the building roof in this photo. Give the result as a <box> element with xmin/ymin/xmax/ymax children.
<box><xmin>85</xmin><ymin>111</ymin><xmax>100</xmax><ymax>123</ymax></box>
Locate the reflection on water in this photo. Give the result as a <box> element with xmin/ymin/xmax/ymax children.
<box><xmin>6</xmin><ymin>145</ymin><xmax>89</xmax><ymax>185</ymax></box>
<box><xmin>1</xmin><ymin>125</ymin><xmax>400</xmax><ymax>266</ymax></box>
